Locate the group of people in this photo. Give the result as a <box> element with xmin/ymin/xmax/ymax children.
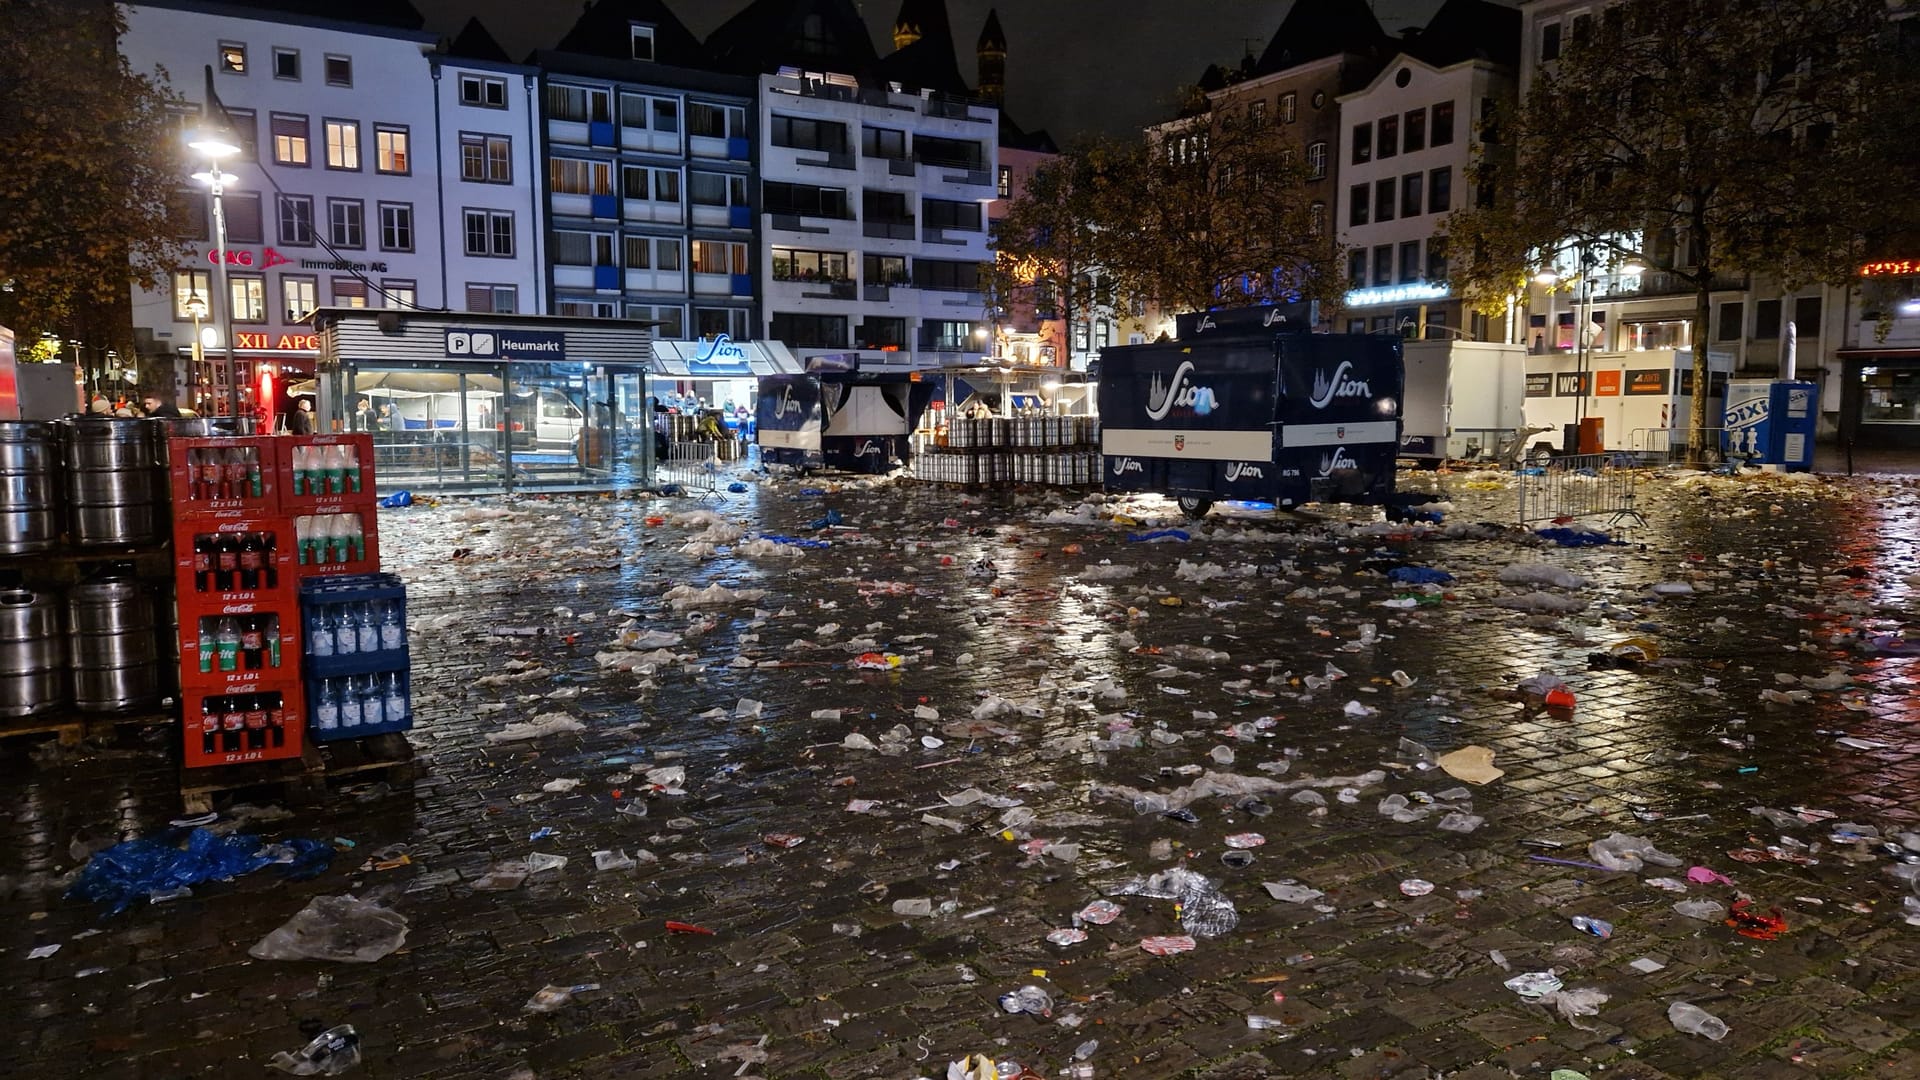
<box><xmin>87</xmin><ymin>393</ymin><xmax>182</xmax><ymax>419</ymax></box>
<box><xmin>349</xmin><ymin>397</ymin><xmax>400</xmax><ymax>433</ymax></box>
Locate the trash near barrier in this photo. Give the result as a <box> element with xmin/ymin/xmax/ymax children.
<box><xmin>249</xmin><ymin>895</ymin><xmax>409</xmax><ymax>963</ymax></box>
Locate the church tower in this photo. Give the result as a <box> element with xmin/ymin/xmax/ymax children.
<box><xmin>976</xmin><ymin>8</ymin><xmax>1006</xmax><ymax>103</ymax></box>
<box><xmin>891</xmin><ymin>0</ymin><xmax>927</xmax><ymax>50</ymax></box>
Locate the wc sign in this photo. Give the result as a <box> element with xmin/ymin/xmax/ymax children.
<box><xmin>444</xmin><ymin>328</ymin><xmax>568</xmax><ymax>361</ymax></box>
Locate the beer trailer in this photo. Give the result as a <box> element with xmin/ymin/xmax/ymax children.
<box><xmin>1097</xmin><ymin>306</ymin><xmax>1404</xmax><ymax>518</ymax></box>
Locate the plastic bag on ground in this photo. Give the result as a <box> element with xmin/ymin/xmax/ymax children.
<box><xmin>1110</xmin><ymin>867</ymin><xmax>1238</xmax><ymax>937</ymax></box>
<box><xmin>249</xmin><ymin>896</ymin><xmax>409</xmax><ymax>963</ymax></box>
<box><xmin>1589</xmin><ymin>831</ymin><xmax>1681</xmax><ymax>871</ymax></box>
<box><xmin>267</xmin><ymin>1025</ymin><xmax>361</xmax><ymax>1075</ymax></box>
<box><xmin>485</xmin><ymin>713</ymin><xmax>586</xmax><ymax>743</ymax></box>
<box><xmin>524</xmin><ymin>982</ymin><xmax>600</xmax><ymax>1013</ymax></box>
<box><xmin>1498</xmin><ymin>564</ymin><xmax>1589</xmax><ymax>589</ymax></box>
<box><xmin>1540</xmin><ymin>988</ymin><xmax>1610</xmax><ymax>1030</ymax></box>
<box><xmin>66</xmin><ymin>827</ymin><xmax>334</xmax><ymax>916</ymax></box>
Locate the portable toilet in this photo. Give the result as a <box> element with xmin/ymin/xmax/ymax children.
<box><xmin>1721</xmin><ymin>380</ymin><xmax>1819</xmax><ymax>471</ymax></box>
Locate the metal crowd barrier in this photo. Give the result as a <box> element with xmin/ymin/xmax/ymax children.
<box><xmin>1516</xmin><ymin>453</ymin><xmax>1647</xmax><ymax>528</ymax></box>
<box><xmin>658</xmin><ymin>441</ymin><xmax>722</xmax><ymax>498</ymax></box>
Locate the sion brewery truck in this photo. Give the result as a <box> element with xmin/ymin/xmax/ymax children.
<box><xmin>1097</xmin><ymin>305</ymin><xmax>1404</xmax><ymax>518</ymax></box>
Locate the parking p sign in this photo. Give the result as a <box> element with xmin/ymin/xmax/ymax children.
<box><xmin>445</xmin><ymin>330</ymin><xmax>499</xmax><ymax>357</ymax></box>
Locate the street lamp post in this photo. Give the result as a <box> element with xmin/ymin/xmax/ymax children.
<box><xmin>189</xmin><ymin>69</ymin><xmax>243</xmax><ymax>425</ymax></box>
<box><xmin>186</xmin><ymin>292</ymin><xmax>208</xmax><ymax>411</ymax></box>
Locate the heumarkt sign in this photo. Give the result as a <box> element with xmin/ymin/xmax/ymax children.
<box><xmin>444</xmin><ymin>328</ymin><xmax>567</xmax><ymax>362</ymax></box>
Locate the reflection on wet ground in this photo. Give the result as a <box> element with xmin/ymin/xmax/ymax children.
<box><xmin>3</xmin><ymin>468</ymin><xmax>1920</xmax><ymax>1079</ymax></box>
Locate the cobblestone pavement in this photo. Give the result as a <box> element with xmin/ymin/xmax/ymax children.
<box><xmin>4</xmin><ymin>467</ymin><xmax>1920</xmax><ymax>1080</ymax></box>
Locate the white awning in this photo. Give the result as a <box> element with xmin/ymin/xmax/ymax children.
<box><xmin>650</xmin><ymin>338</ymin><xmax>807</xmax><ymax>378</ymax></box>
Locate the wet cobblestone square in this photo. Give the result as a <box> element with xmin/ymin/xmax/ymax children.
<box><xmin>4</xmin><ymin>468</ymin><xmax>1920</xmax><ymax>1079</ymax></box>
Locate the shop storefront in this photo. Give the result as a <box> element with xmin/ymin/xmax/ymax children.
<box><xmin>307</xmin><ymin>309</ymin><xmax>656</xmax><ymax>493</ymax></box>
<box><xmin>1838</xmin><ymin>348</ymin><xmax>1920</xmax><ymax>450</ymax></box>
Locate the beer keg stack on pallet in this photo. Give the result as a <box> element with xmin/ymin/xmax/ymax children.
<box><xmin>0</xmin><ymin>418</ymin><xmax>176</xmax><ymax>746</ymax></box>
<box><xmin>909</xmin><ymin>415</ymin><xmax>1103</xmax><ymax>489</ymax></box>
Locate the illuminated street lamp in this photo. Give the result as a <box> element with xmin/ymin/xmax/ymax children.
<box><xmin>185</xmin><ymin>291</ymin><xmax>207</xmax><ymax>408</ymax></box>
<box><xmin>189</xmin><ymin>69</ymin><xmax>244</xmax><ymax>423</ymax></box>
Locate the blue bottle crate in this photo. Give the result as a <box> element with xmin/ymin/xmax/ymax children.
<box><xmin>307</xmin><ymin>669</ymin><xmax>412</xmax><ymax>742</ymax></box>
<box><xmin>300</xmin><ymin>574</ymin><xmax>410</xmax><ymax>680</ymax></box>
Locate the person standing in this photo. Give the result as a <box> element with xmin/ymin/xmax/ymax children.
<box><xmin>287</xmin><ymin>399</ymin><xmax>315</xmax><ymax>435</ymax></box>
<box><xmin>352</xmin><ymin>397</ymin><xmax>377</xmax><ymax>431</ymax></box>
<box><xmin>142</xmin><ymin>393</ymin><xmax>182</xmax><ymax>418</ymax></box>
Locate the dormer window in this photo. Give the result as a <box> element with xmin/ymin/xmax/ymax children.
<box><xmin>630</xmin><ymin>23</ymin><xmax>656</xmax><ymax>62</ymax></box>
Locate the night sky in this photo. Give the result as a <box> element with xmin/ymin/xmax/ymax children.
<box><xmin>414</xmin><ymin>0</ymin><xmax>1454</xmax><ymax>140</ymax></box>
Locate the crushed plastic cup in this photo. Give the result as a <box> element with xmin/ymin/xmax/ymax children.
<box><xmin>1075</xmin><ymin>900</ymin><xmax>1122</xmax><ymax>925</ymax></box>
<box><xmin>1674</xmin><ymin>899</ymin><xmax>1727</xmax><ymax>921</ymax></box>
<box><xmin>1262</xmin><ymin>882</ymin><xmax>1325</xmax><ymax>904</ymax></box>
<box><xmin>1046</xmin><ymin>928</ymin><xmax>1089</xmax><ymax>946</ymax></box>
<box><xmin>523</xmin><ymin>982</ymin><xmax>600</xmax><ymax>1014</ymax></box>
<box><xmin>267</xmin><ymin>1024</ymin><xmax>361</xmax><ymax>1075</ymax></box>
<box><xmin>1504</xmin><ymin>971</ymin><xmax>1565</xmax><ymax>999</ymax></box>
<box><xmin>591</xmin><ymin>849</ymin><xmax>635</xmax><ymax>872</ymax></box>
<box><xmin>1543</xmin><ymin>686</ymin><xmax>1577</xmax><ymax>709</ymax></box>
<box><xmin>1224</xmin><ymin>833</ymin><xmax>1266</xmax><ymax>849</ymax></box>
<box><xmin>1569</xmin><ymin>915</ymin><xmax>1614</xmax><ymax>939</ymax></box>
<box><xmin>1139</xmin><ymin>934</ymin><xmax>1197</xmax><ymax>955</ymax></box>
<box><xmin>999</xmin><ymin>984</ymin><xmax>1054</xmax><ymax>1017</ymax></box>
<box><xmin>1399</xmin><ymin>878</ymin><xmax>1436</xmax><ymax>897</ymax></box>
<box><xmin>1667</xmin><ymin>1000</ymin><xmax>1729</xmax><ymax>1041</ymax></box>
<box><xmin>892</xmin><ymin>898</ymin><xmax>933</xmax><ymax>917</ymax></box>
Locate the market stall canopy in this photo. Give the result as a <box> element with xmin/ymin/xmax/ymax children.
<box><xmin>650</xmin><ymin>337</ymin><xmax>807</xmax><ymax>378</ymax></box>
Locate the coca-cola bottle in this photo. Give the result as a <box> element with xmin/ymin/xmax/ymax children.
<box><xmin>197</xmin><ymin>447</ymin><xmax>223</xmax><ymax>500</ymax></box>
<box><xmin>243</xmin><ymin>695</ymin><xmax>269</xmax><ymax>750</ymax></box>
<box><xmin>200</xmin><ymin>697</ymin><xmax>220</xmax><ymax>756</ymax></box>
<box><xmin>239</xmin><ymin>616</ymin><xmax>265</xmax><ymax>671</ymax></box>
<box><xmin>267</xmin><ymin>693</ymin><xmax>286</xmax><ymax>748</ymax></box>
<box><xmin>193</xmin><ymin>535</ymin><xmax>215</xmax><ymax>592</ymax></box>
<box><xmin>238</xmin><ymin>533</ymin><xmax>264</xmax><ymax>590</ymax></box>
<box><xmin>220</xmin><ymin>696</ymin><xmax>245</xmax><ymax>753</ymax></box>
<box><xmin>214</xmin><ymin>534</ymin><xmax>240</xmax><ymax>592</ymax></box>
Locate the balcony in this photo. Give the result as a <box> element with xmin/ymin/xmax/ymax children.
<box><xmin>622</xmin><ymin>198</ymin><xmax>683</xmax><ymax>226</ymax></box>
<box><xmin>801</xmin><ymin>281</ymin><xmax>856</xmax><ymax>301</ymax></box>
<box><xmin>768</xmin><ymin>211</ymin><xmax>838</xmax><ymax>235</ymax></box>
<box><xmin>863</xmin><ymin>218</ymin><xmax>915</xmax><ymax>240</ymax></box>
<box><xmin>1596</xmin><ymin>269</ymin><xmax>1747</xmax><ymax>300</ymax></box>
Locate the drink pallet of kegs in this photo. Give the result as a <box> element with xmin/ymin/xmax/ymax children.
<box><xmin>908</xmin><ymin>415</ymin><xmax>1102</xmax><ymax>488</ymax></box>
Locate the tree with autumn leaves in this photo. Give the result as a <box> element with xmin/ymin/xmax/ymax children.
<box><xmin>0</xmin><ymin>0</ymin><xmax>186</xmax><ymax>357</ymax></box>
<box><xmin>1447</xmin><ymin>0</ymin><xmax>1920</xmax><ymax>456</ymax></box>
<box><xmin>990</xmin><ymin>110</ymin><xmax>1343</xmax><ymax>353</ymax></box>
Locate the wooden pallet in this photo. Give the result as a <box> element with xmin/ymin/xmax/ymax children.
<box><xmin>305</xmin><ymin>731</ymin><xmax>417</xmax><ymax>791</ymax></box>
<box><xmin>176</xmin><ymin>731</ymin><xmax>417</xmax><ymax>813</ymax></box>
<box><xmin>178</xmin><ymin>754</ymin><xmax>323</xmax><ymax>815</ymax></box>
<box><xmin>0</xmin><ymin>708</ymin><xmax>173</xmax><ymax>749</ymax></box>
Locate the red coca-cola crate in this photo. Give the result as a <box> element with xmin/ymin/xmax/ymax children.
<box><xmin>277</xmin><ymin>434</ymin><xmax>377</xmax><ymax>514</ymax></box>
<box><xmin>167</xmin><ymin>436</ymin><xmax>280</xmax><ymax>520</ymax></box>
<box><xmin>179</xmin><ymin>608</ymin><xmax>301</xmax><ymax>691</ymax></box>
<box><xmin>173</xmin><ymin>512</ymin><xmax>297</xmax><ymax>616</ymax></box>
<box><xmin>290</xmin><ymin>509</ymin><xmax>382</xmax><ymax>580</ymax></box>
<box><xmin>182</xmin><ymin>676</ymin><xmax>304</xmax><ymax>768</ymax></box>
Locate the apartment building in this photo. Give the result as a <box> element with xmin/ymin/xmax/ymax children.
<box><xmin>532</xmin><ymin>0</ymin><xmax>758</xmax><ymax>343</ymax></box>
<box><xmin>119</xmin><ymin>0</ymin><xmax>543</xmax><ymax>413</ymax></box>
<box><xmin>1336</xmin><ymin>0</ymin><xmax>1517</xmax><ymax>340</ymax></box>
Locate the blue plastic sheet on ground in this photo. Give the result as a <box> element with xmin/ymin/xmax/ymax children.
<box><xmin>798</xmin><ymin>488</ymin><xmax>827</xmax><ymax>497</ymax></box>
<box><xmin>1127</xmin><ymin>529</ymin><xmax>1191</xmax><ymax>543</ymax></box>
<box><xmin>1535</xmin><ymin>527</ymin><xmax>1616</xmax><ymax>548</ymax></box>
<box><xmin>1388</xmin><ymin>566</ymin><xmax>1454</xmax><ymax>585</ymax></box>
<box><xmin>759</xmin><ymin>534</ymin><xmax>832</xmax><ymax>549</ymax></box>
<box><xmin>807</xmin><ymin>509</ymin><xmax>844</xmax><ymax>530</ymax></box>
<box><xmin>66</xmin><ymin>828</ymin><xmax>334</xmax><ymax>916</ymax></box>
<box><xmin>727</xmin><ymin>482</ymin><xmax>749</xmax><ymax>493</ymax></box>
<box><xmin>378</xmin><ymin>490</ymin><xmax>413</xmax><ymax>508</ymax></box>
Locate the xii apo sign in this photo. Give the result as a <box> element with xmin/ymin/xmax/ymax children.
<box><xmin>444</xmin><ymin>329</ymin><xmax>567</xmax><ymax>362</ymax></box>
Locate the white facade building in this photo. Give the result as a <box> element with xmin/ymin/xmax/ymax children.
<box><xmin>429</xmin><ymin>52</ymin><xmax>545</xmax><ymax>320</ymax></box>
<box><xmin>755</xmin><ymin>69</ymin><xmax>997</xmax><ymax>369</ymax></box>
<box><xmin>1336</xmin><ymin>54</ymin><xmax>1511</xmax><ymax>341</ymax></box>
<box><xmin>119</xmin><ymin>0</ymin><xmax>544</xmax><ymax>412</ymax></box>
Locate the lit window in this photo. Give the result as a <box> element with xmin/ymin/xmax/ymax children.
<box><xmin>229</xmin><ymin>275</ymin><xmax>266</xmax><ymax>321</ymax></box>
<box><xmin>173</xmin><ymin>270</ymin><xmax>212</xmax><ymax>320</ymax></box>
<box><xmin>375</xmin><ymin>127</ymin><xmax>409</xmax><ymax>174</ymax></box>
<box><xmin>219</xmin><ymin>42</ymin><xmax>247</xmax><ymax>75</ymax></box>
<box><xmin>324</xmin><ymin>120</ymin><xmax>359</xmax><ymax>170</ymax></box>
<box><xmin>271</xmin><ymin>114</ymin><xmax>309</xmax><ymax>166</ymax></box>
<box><xmin>282</xmin><ymin>277</ymin><xmax>317</xmax><ymax>322</ymax></box>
